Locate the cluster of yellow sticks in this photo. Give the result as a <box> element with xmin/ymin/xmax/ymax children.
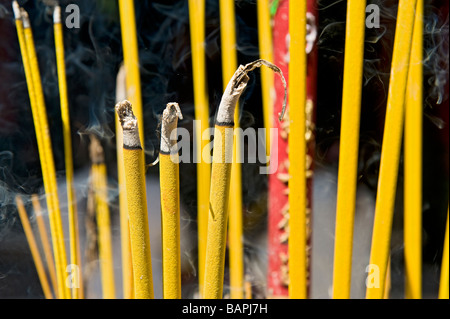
<box><xmin>13</xmin><ymin>0</ymin><xmax>448</xmax><ymax>300</ymax></box>
<box><xmin>332</xmin><ymin>0</ymin><xmax>448</xmax><ymax>299</ymax></box>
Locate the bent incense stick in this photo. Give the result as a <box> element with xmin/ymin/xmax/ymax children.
<box><xmin>53</xmin><ymin>5</ymin><xmax>83</xmax><ymax>299</ymax></box>
<box><xmin>332</xmin><ymin>0</ymin><xmax>366</xmax><ymax>299</ymax></box>
<box><xmin>16</xmin><ymin>196</ymin><xmax>53</xmax><ymax>299</ymax></box>
<box><xmin>203</xmin><ymin>59</ymin><xmax>286</xmax><ymax>299</ymax></box>
<box><xmin>116</xmin><ymin>100</ymin><xmax>154</xmax><ymax>299</ymax></box>
<box><xmin>160</xmin><ymin>103</ymin><xmax>183</xmax><ymax>299</ymax></box>
<box><xmin>366</xmin><ymin>0</ymin><xmax>418</xmax><ymax>299</ymax></box>
<box><xmin>14</xmin><ymin>3</ymin><xmax>70</xmax><ymax>299</ymax></box>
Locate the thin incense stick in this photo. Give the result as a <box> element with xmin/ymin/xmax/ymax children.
<box><xmin>16</xmin><ymin>196</ymin><xmax>53</xmax><ymax>299</ymax></box>
<box><xmin>160</xmin><ymin>103</ymin><xmax>183</xmax><ymax>299</ymax></box>
<box><xmin>188</xmin><ymin>0</ymin><xmax>210</xmax><ymax>296</ymax></box>
<box><xmin>404</xmin><ymin>0</ymin><xmax>423</xmax><ymax>300</ymax></box>
<box><xmin>203</xmin><ymin>60</ymin><xmax>286</xmax><ymax>299</ymax></box>
<box><xmin>53</xmin><ymin>6</ymin><xmax>83</xmax><ymax>299</ymax></box>
<box><xmin>366</xmin><ymin>0</ymin><xmax>418</xmax><ymax>299</ymax></box>
<box><xmin>118</xmin><ymin>0</ymin><xmax>145</xmax><ymax>298</ymax></box>
<box><xmin>14</xmin><ymin>3</ymin><xmax>70</xmax><ymax>299</ymax></box>
<box><xmin>90</xmin><ymin>136</ymin><xmax>116</xmax><ymax>299</ymax></box>
<box><xmin>332</xmin><ymin>0</ymin><xmax>366</xmax><ymax>299</ymax></box>
<box><xmin>31</xmin><ymin>194</ymin><xmax>58</xmax><ymax>297</ymax></box>
<box><xmin>288</xmin><ymin>0</ymin><xmax>308</xmax><ymax>299</ymax></box>
<box><xmin>267</xmin><ymin>1</ymin><xmax>290</xmax><ymax>297</ymax></box>
<box><xmin>257</xmin><ymin>0</ymin><xmax>274</xmax><ymax>156</ymax></box>
<box><xmin>219</xmin><ymin>0</ymin><xmax>244</xmax><ymax>299</ymax></box>
<box><xmin>116</xmin><ymin>100</ymin><xmax>154</xmax><ymax>299</ymax></box>
<box><xmin>118</xmin><ymin>0</ymin><xmax>144</xmax><ymax>143</ymax></box>
<box><xmin>438</xmin><ymin>208</ymin><xmax>449</xmax><ymax>299</ymax></box>
<box><xmin>116</xmin><ymin>64</ymin><xmax>134</xmax><ymax>299</ymax></box>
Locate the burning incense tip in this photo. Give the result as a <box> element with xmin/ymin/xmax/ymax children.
<box><xmin>53</xmin><ymin>5</ymin><xmax>61</xmax><ymax>24</ymax></box>
<box><xmin>216</xmin><ymin>59</ymin><xmax>287</xmax><ymax>125</ymax></box>
<box><xmin>164</xmin><ymin>102</ymin><xmax>183</xmax><ymax>121</ymax></box>
<box><xmin>161</xmin><ymin>102</ymin><xmax>183</xmax><ymax>154</ymax></box>
<box><xmin>116</xmin><ymin>100</ymin><xmax>136</xmax><ymax>129</ymax></box>
<box><xmin>116</xmin><ymin>100</ymin><xmax>141</xmax><ymax>149</ymax></box>
<box><xmin>12</xmin><ymin>1</ymin><xmax>21</xmax><ymax>19</ymax></box>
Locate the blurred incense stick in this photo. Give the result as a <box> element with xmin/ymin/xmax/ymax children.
<box><xmin>160</xmin><ymin>103</ymin><xmax>183</xmax><ymax>299</ymax></box>
<box><xmin>14</xmin><ymin>3</ymin><xmax>70</xmax><ymax>299</ymax></box>
<box><xmin>188</xmin><ymin>0</ymin><xmax>210</xmax><ymax>296</ymax></box>
<box><xmin>90</xmin><ymin>136</ymin><xmax>116</xmax><ymax>299</ymax></box>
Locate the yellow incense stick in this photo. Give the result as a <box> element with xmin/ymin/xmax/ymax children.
<box><xmin>203</xmin><ymin>64</ymin><xmax>249</xmax><ymax>299</ymax></box>
<box><xmin>332</xmin><ymin>0</ymin><xmax>366</xmax><ymax>299</ymax></box>
<box><xmin>366</xmin><ymin>0</ymin><xmax>418</xmax><ymax>299</ymax></box>
<box><xmin>16</xmin><ymin>196</ymin><xmax>53</xmax><ymax>299</ymax></box>
<box><xmin>31</xmin><ymin>194</ymin><xmax>58</xmax><ymax>297</ymax></box>
<box><xmin>116</xmin><ymin>100</ymin><xmax>154</xmax><ymax>299</ymax></box>
<box><xmin>288</xmin><ymin>0</ymin><xmax>308</xmax><ymax>299</ymax></box>
<box><xmin>14</xmin><ymin>3</ymin><xmax>70</xmax><ymax>299</ymax></box>
<box><xmin>203</xmin><ymin>60</ymin><xmax>285</xmax><ymax>299</ymax></box>
<box><xmin>160</xmin><ymin>103</ymin><xmax>183</xmax><ymax>299</ymax></box>
<box><xmin>384</xmin><ymin>257</ymin><xmax>392</xmax><ymax>299</ymax></box>
<box><xmin>116</xmin><ymin>64</ymin><xmax>134</xmax><ymax>299</ymax></box>
<box><xmin>438</xmin><ymin>208</ymin><xmax>449</xmax><ymax>299</ymax></box>
<box><xmin>53</xmin><ymin>6</ymin><xmax>83</xmax><ymax>299</ymax></box>
<box><xmin>188</xmin><ymin>0</ymin><xmax>210</xmax><ymax>296</ymax></box>
<box><xmin>219</xmin><ymin>0</ymin><xmax>244</xmax><ymax>299</ymax></box>
<box><xmin>257</xmin><ymin>0</ymin><xmax>274</xmax><ymax>155</ymax></box>
<box><xmin>404</xmin><ymin>0</ymin><xmax>423</xmax><ymax>300</ymax></box>
<box><xmin>118</xmin><ymin>0</ymin><xmax>145</xmax><ymax>298</ymax></box>
<box><xmin>90</xmin><ymin>137</ymin><xmax>116</xmax><ymax>299</ymax></box>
